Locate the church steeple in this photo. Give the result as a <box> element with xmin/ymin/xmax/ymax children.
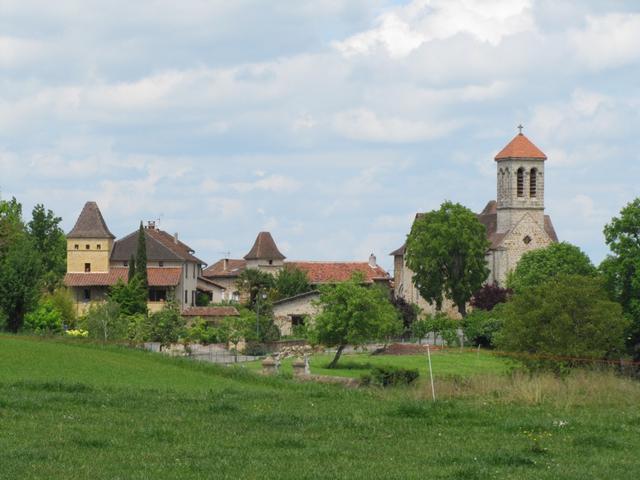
<box><xmin>495</xmin><ymin>129</ymin><xmax>547</xmax><ymax>233</ymax></box>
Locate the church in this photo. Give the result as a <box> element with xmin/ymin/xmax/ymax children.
<box><xmin>390</xmin><ymin>130</ymin><xmax>558</xmax><ymax>315</ymax></box>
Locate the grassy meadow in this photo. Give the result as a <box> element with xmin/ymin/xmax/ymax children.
<box><xmin>1</xmin><ymin>335</ymin><xmax>640</xmax><ymax>479</ymax></box>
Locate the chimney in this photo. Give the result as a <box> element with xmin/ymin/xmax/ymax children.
<box><xmin>174</xmin><ymin>232</ymin><xmax>179</xmax><ymax>244</ymax></box>
<box><xmin>369</xmin><ymin>253</ymin><xmax>377</xmax><ymax>267</ymax></box>
<box><xmin>223</xmin><ymin>258</ymin><xmax>229</xmax><ymax>271</ymax></box>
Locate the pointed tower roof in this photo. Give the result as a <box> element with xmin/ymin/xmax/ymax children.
<box><xmin>244</xmin><ymin>232</ymin><xmax>285</xmax><ymax>260</ymax></box>
<box><xmin>67</xmin><ymin>201</ymin><xmax>115</xmax><ymax>239</ymax></box>
<box><xmin>495</xmin><ymin>133</ymin><xmax>547</xmax><ymax>160</ymax></box>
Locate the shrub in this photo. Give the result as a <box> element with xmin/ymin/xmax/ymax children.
<box><xmin>361</xmin><ymin>366</ymin><xmax>420</xmax><ymax>387</ymax></box>
<box><xmin>415</xmin><ymin>313</ymin><xmax>460</xmax><ymax>346</ymax></box>
<box><xmin>185</xmin><ymin>318</ymin><xmax>220</xmax><ymax>345</ymax></box>
<box><xmin>147</xmin><ymin>304</ymin><xmax>185</xmax><ymax>347</ymax></box>
<box><xmin>23</xmin><ymin>299</ymin><xmax>63</xmax><ymax>334</ymax></box>
<box><xmin>470</xmin><ymin>283</ymin><xmax>511</xmax><ymax>311</ymax></box>
<box><xmin>462</xmin><ymin>306</ymin><xmax>504</xmax><ymax>348</ymax></box>
<box><xmin>45</xmin><ymin>288</ymin><xmax>77</xmax><ymax>328</ymax></box>
<box><xmin>85</xmin><ymin>301</ymin><xmax>127</xmax><ymax>341</ymax></box>
<box><xmin>65</xmin><ymin>329</ymin><xmax>88</xmax><ymax>338</ymax></box>
<box><xmin>244</xmin><ymin>342</ymin><xmax>269</xmax><ymax>356</ymax></box>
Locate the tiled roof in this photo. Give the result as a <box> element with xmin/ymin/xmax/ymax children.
<box><xmin>64</xmin><ymin>267</ymin><xmax>182</xmax><ymax>287</ymax></box>
<box><xmin>197</xmin><ymin>276</ymin><xmax>226</xmax><ymax>290</ymax></box>
<box><xmin>290</xmin><ymin>261</ymin><xmax>390</xmax><ymax>284</ymax></box>
<box><xmin>202</xmin><ymin>258</ymin><xmax>247</xmax><ymax>278</ymax></box>
<box><xmin>110</xmin><ymin>227</ymin><xmax>204</xmax><ymax>264</ymax></box>
<box><xmin>495</xmin><ymin>133</ymin><xmax>547</xmax><ymax>160</ymax></box>
<box><xmin>182</xmin><ymin>306</ymin><xmax>239</xmax><ymax>317</ymax></box>
<box><xmin>273</xmin><ymin>290</ymin><xmax>320</xmax><ymax>306</ymax></box>
<box><xmin>67</xmin><ymin>201</ymin><xmax>115</xmax><ymax>239</ymax></box>
<box><xmin>244</xmin><ymin>232</ymin><xmax>286</xmax><ymax>260</ymax></box>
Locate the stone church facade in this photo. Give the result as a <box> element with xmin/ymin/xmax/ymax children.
<box><xmin>391</xmin><ymin>131</ymin><xmax>558</xmax><ymax>315</ymax></box>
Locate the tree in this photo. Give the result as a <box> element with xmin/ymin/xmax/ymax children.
<box><xmin>470</xmin><ymin>283</ymin><xmax>511</xmax><ymax>311</ymax></box>
<box><xmin>602</xmin><ymin>198</ymin><xmax>640</xmax><ymax>359</ymax></box>
<box><xmin>274</xmin><ymin>265</ymin><xmax>312</xmax><ymax>300</ymax></box>
<box><xmin>136</xmin><ymin>222</ymin><xmax>148</xmax><ymax>287</ymax></box>
<box><xmin>109</xmin><ymin>278</ymin><xmax>148</xmax><ymax>317</ymax></box>
<box><xmin>390</xmin><ymin>296</ymin><xmax>420</xmax><ymax>338</ymax></box>
<box><xmin>128</xmin><ymin>253</ymin><xmax>136</xmax><ymax>282</ymax></box>
<box><xmin>405</xmin><ymin>201</ymin><xmax>489</xmax><ymax>317</ymax></box>
<box><xmin>236</xmin><ymin>268</ymin><xmax>275</xmax><ymax>308</ymax></box>
<box><xmin>23</xmin><ymin>298</ymin><xmax>63</xmax><ymax>334</ymax></box>
<box><xmin>507</xmin><ymin>242</ymin><xmax>596</xmax><ymax>293</ymax></box>
<box><xmin>462</xmin><ymin>306</ymin><xmax>505</xmax><ymax>348</ymax></box>
<box><xmin>308</xmin><ymin>278</ymin><xmax>402</xmax><ymax>368</ymax></box>
<box><xmin>27</xmin><ymin>204</ymin><xmax>66</xmax><ymax>292</ymax></box>
<box><xmin>85</xmin><ymin>300</ymin><xmax>125</xmax><ymax>341</ymax></box>
<box><xmin>147</xmin><ymin>303</ymin><xmax>185</xmax><ymax>347</ymax></box>
<box><xmin>495</xmin><ymin>274</ymin><xmax>628</xmax><ymax>362</ymax></box>
<box><xmin>0</xmin><ymin>233</ymin><xmax>42</xmax><ymax>332</ymax></box>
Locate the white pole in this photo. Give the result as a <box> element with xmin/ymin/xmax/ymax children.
<box><xmin>427</xmin><ymin>344</ymin><xmax>436</xmax><ymax>401</ymax></box>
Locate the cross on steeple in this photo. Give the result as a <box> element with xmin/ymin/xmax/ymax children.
<box><xmin>517</xmin><ymin>124</ymin><xmax>524</xmax><ymax>134</ymax></box>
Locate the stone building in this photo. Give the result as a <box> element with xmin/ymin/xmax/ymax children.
<box><xmin>391</xmin><ymin>131</ymin><xmax>558</xmax><ymax>315</ymax></box>
<box><xmin>64</xmin><ymin>201</ymin><xmax>211</xmax><ymax>314</ymax></box>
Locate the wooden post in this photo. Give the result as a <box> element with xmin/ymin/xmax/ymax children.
<box><xmin>427</xmin><ymin>344</ymin><xmax>436</xmax><ymax>401</ymax></box>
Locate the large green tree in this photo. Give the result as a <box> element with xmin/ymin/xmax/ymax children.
<box><xmin>496</xmin><ymin>274</ymin><xmax>628</xmax><ymax>361</ymax></box>
<box><xmin>507</xmin><ymin>242</ymin><xmax>596</xmax><ymax>293</ymax></box>
<box><xmin>405</xmin><ymin>201</ymin><xmax>489</xmax><ymax>316</ymax></box>
<box><xmin>236</xmin><ymin>268</ymin><xmax>275</xmax><ymax>308</ymax></box>
<box><xmin>109</xmin><ymin>278</ymin><xmax>148</xmax><ymax>317</ymax></box>
<box><xmin>136</xmin><ymin>222</ymin><xmax>148</xmax><ymax>287</ymax></box>
<box><xmin>274</xmin><ymin>265</ymin><xmax>312</xmax><ymax>300</ymax></box>
<box><xmin>27</xmin><ymin>204</ymin><xmax>66</xmax><ymax>292</ymax></box>
<box><xmin>308</xmin><ymin>278</ymin><xmax>401</xmax><ymax>368</ymax></box>
<box><xmin>602</xmin><ymin>198</ymin><xmax>640</xmax><ymax>359</ymax></box>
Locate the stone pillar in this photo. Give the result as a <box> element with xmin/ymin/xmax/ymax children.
<box><xmin>292</xmin><ymin>358</ymin><xmax>306</xmax><ymax>378</ymax></box>
<box><xmin>262</xmin><ymin>357</ymin><xmax>276</xmax><ymax>375</ymax></box>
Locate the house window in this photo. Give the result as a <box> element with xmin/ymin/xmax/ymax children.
<box><xmin>86</xmin><ymin>244</ymin><xmax>90</xmax><ymax>250</ymax></box>
<box><xmin>97</xmin><ymin>244</ymin><xmax>101</xmax><ymax>250</ymax></box>
<box><xmin>529</xmin><ymin>168</ymin><xmax>537</xmax><ymax>197</ymax></box>
<box><xmin>193</xmin><ymin>264</ymin><xmax>196</xmax><ymax>279</ymax></box>
<box><xmin>83</xmin><ymin>289</ymin><xmax>91</xmax><ymax>301</ymax></box>
<box><xmin>74</xmin><ymin>244</ymin><xmax>79</xmax><ymax>250</ymax></box>
<box><xmin>84</xmin><ymin>263</ymin><xmax>91</xmax><ymax>273</ymax></box>
<box><xmin>268</xmin><ymin>260</ymin><xmax>273</xmax><ymax>265</ymax></box>
<box><xmin>291</xmin><ymin>315</ymin><xmax>306</xmax><ymax>326</ymax></box>
<box><xmin>149</xmin><ymin>288</ymin><xmax>167</xmax><ymax>302</ymax></box>
<box><xmin>184</xmin><ymin>289</ymin><xmax>188</xmax><ymax>303</ymax></box>
<box><xmin>517</xmin><ymin>168</ymin><xmax>525</xmax><ymax>197</ymax></box>
<box><xmin>191</xmin><ymin>290</ymin><xmax>195</xmax><ymax>306</ymax></box>
<box><xmin>185</xmin><ymin>266</ymin><xmax>187</xmax><ymax>278</ymax></box>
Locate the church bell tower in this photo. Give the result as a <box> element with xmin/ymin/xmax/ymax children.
<box><xmin>495</xmin><ymin>127</ymin><xmax>547</xmax><ymax>233</ymax></box>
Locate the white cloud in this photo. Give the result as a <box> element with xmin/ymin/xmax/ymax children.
<box><xmin>334</xmin><ymin>0</ymin><xmax>534</xmax><ymax>58</ymax></box>
<box><xmin>231</xmin><ymin>174</ymin><xmax>301</xmax><ymax>193</ymax></box>
<box><xmin>569</xmin><ymin>13</ymin><xmax>640</xmax><ymax>70</ymax></box>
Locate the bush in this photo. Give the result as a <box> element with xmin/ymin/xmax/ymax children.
<box><xmin>462</xmin><ymin>306</ymin><xmax>504</xmax><ymax>348</ymax></box>
<box><xmin>361</xmin><ymin>366</ymin><xmax>420</xmax><ymax>387</ymax></box>
<box><xmin>185</xmin><ymin>318</ymin><xmax>220</xmax><ymax>345</ymax></box>
<box><xmin>23</xmin><ymin>299</ymin><xmax>63</xmax><ymax>334</ymax></box>
<box><xmin>244</xmin><ymin>342</ymin><xmax>269</xmax><ymax>356</ymax></box>
<box><xmin>414</xmin><ymin>313</ymin><xmax>460</xmax><ymax>346</ymax></box>
<box><xmin>147</xmin><ymin>304</ymin><xmax>185</xmax><ymax>346</ymax></box>
<box><xmin>45</xmin><ymin>288</ymin><xmax>77</xmax><ymax>328</ymax></box>
<box><xmin>85</xmin><ymin>301</ymin><xmax>127</xmax><ymax>341</ymax></box>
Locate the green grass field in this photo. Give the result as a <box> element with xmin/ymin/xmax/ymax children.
<box><xmin>1</xmin><ymin>335</ymin><xmax>640</xmax><ymax>479</ymax></box>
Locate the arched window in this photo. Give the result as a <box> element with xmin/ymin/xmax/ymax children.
<box><xmin>517</xmin><ymin>168</ymin><xmax>525</xmax><ymax>197</ymax></box>
<box><xmin>530</xmin><ymin>168</ymin><xmax>537</xmax><ymax>197</ymax></box>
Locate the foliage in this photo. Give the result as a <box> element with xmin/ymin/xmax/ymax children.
<box><xmin>423</xmin><ymin>312</ymin><xmax>460</xmax><ymax>346</ymax></box>
<box><xmin>462</xmin><ymin>306</ymin><xmax>505</xmax><ymax>348</ymax></box>
<box><xmin>495</xmin><ymin>274</ymin><xmax>629</xmax><ymax>364</ymax></box>
<box><xmin>405</xmin><ymin>201</ymin><xmax>490</xmax><ymax>316</ymax></box>
<box><xmin>135</xmin><ymin>222</ymin><xmax>148</xmax><ymax>287</ymax></box>
<box><xmin>23</xmin><ymin>299</ymin><xmax>63</xmax><ymax>334</ymax></box>
<box><xmin>109</xmin><ymin>277</ymin><xmax>147</xmax><ymax>316</ymax></box>
<box><xmin>65</xmin><ymin>329</ymin><xmax>88</xmax><ymax>338</ymax></box>
<box><xmin>218</xmin><ymin>307</ymin><xmax>279</xmax><ymax>345</ymax></box>
<box><xmin>184</xmin><ymin>318</ymin><xmax>220</xmax><ymax>344</ymax></box>
<box><xmin>391</xmin><ymin>295</ymin><xmax>420</xmax><ymax>337</ymax></box>
<box><xmin>147</xmin><ymin>303</ymin><xmax>185</xmax><ymax>346</ymax></box>
<box><xmin>507</xmin><ymin>242</ymin><xmax>596</xmax><ymax>293</ymax></box>
<box><xmin>0</xmin><ymin>232</ymin><xmax>42</xmax><ymax>332</ymax></box>
<box><xmin>219</xmin><ymin>314</ymin><xmax>251</xmax><ymax>352</ymax></box>
<box><xmin>128</xmin><ymin>253</ymin><xmax>136</xmax><ymax>282</ymax></box>
<box><xmin>308</xmin><ymin>278</ymin><xmax>402</xmax><ymax>368</ymax></box>
<box><xmin>126</xmin><ymin>313</ymin><xmax>152</xmax><ymax>343</ymax></box>
<box><xmin>195</xmin><ymin>291</ymin><xmax>211</xmax><ymax>307</ymax></box>
<box><xmin>45</xmin><ymin>288</ymin><xmax>77</xmax><ymax>329</ymax></box>
<box><xmin>470</xmin><ymin>283</ymin><xmax>511</xmax><ymax>311</ymax></box>
<box><xmin>85</xmin><ymin>301</ymin><xmax>127</xmax><ymax>341</ymax></box>
<box><xmin>274</xmin><ymin>265</ymin><xmax>312</xmax><ymax>300</ymax></box>
<box><xmin>27</xmin><ymin>204</ymin><xmax>66</xmax><ymax>292</ymax></box>
<box><xmin>360</xmin><ymin>365</ymin><xmax>420</xmax><ymax>387</ymax></box>
<box><xmin>602</xmin><ymin>198</ymin><xmax>640</xmax><ymax>360</ymax></box>
<box><xmin>244</xmin><ymin>342</ymin><xmax>269</xmax><ymax>356</ymax></box>
<box><xmin>236</xmin><ymin>268</ymin><xmax>275</xmax><ymax>308</ymax></box>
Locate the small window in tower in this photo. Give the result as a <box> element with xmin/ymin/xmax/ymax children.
<box><xmin>85</xmin><ymin>244</ymin><xmax>90</xmax><ymax>250</ymax></box>
<box><xmin>523</xmin><ymin>235</ymin><xmax>532</xmax><ymax>245</ymax></box>
<box><xmin>85</xmin><ymin>263</ymin><xmax>91</xmax><ymax>272</ymax></box>
<box><xmin>530</xmin><ymin>168</ymin><xmax>537</xmax><ymax>198</ymax></box>
<box><xmin>124</xmin><ymin>261</ymin><xmax>128</xmax><ymax>267</ymax></box>
<box><xmin>97</xmin><ymin>244</ymin><xmax>101</xmax><ymax>250</ymax></box>
<box><xmin>269</xmin><ymin>259</ymin><xmax>273</xmax><ymax>265</ymax></box>
<box><xmin>159</xmin><ymin>261</ymin><xmax>164</xmax><ymax>267</ymax></box>
<box><xmin>517</xmin><ymin>168</ymin><xmax>525</xmax><ymax>197</ymax></box>
<box><xmin>74</xmin><ymin>244</ymin><xmax>79</xmax><ymax>250</ymax></box>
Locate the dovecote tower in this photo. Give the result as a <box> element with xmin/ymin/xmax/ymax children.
<box><xmin>495</xmin><ymin>129</ymin><xmax>547</xmax><ymax>233</ymax></box>
<box><xmin>66</xmin><ymin>201</ymin><xmax>115</xmax><ymax>273</ymax></box>
<box><xmin>244</xmin><ymin>231</ymin><xmax>286</xmax><ymax>273</ymax></box>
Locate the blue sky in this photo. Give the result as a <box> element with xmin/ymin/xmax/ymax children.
<box><xmin>1</xmin><ymin>0</ymin><xmax>639</xmax><ymax>271</ymax></box>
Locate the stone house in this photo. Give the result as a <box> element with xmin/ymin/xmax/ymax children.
<box><xmin>203</xmin><ymin>231</ymin><xmax>392</xmax><ymax>335</ymax></box>
<box><xmin>64</xmin><ymin>201</ymin><xmax>210</xmax><ymax>315</ymax></box>
<box><xmin>390</xmin><ymin>131</ymin><xmax>558</xmax><ymax>316</ymax></box>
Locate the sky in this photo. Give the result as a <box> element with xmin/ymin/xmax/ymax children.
<box><xmin>1</xmin><ymin>0</ymin><xmax>639</xmax><ymax>271</ymax></box>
